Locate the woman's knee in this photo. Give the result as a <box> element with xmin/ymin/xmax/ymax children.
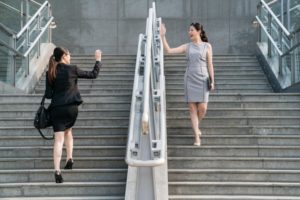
<box><xmin>198</xmin><ymin>104</ymin><xmax>207</xmax><ymax>117</ymax></box>
<box><xmin>54</xmin><ymin>132</ymin><xmax>64</xmax><ymax>143</ymax></box>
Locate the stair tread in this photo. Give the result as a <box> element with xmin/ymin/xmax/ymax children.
<box><xmin>169</xmin><ymin>195</ymin><xmax>300</xmax><ymax>199</ymax></box>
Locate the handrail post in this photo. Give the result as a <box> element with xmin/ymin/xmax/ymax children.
<box><xmin>267</xmin><ymin>13</ymin><xmax>272</xmax><ymax>57</ymax></box>
<box><xmin>257</xmin><ymin>3</ymin><xmax>262</xmax><ymax>43</ymax></box>
<box><xmin>278</xmin><ymin>28</ymin><xmax>283</xmax><ymax>75</ymax></box>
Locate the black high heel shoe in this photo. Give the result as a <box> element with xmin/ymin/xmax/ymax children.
<box><xmin>54</xmin><ymin>171</ymin><xmax>63</xmax><ymax>183</ymax></box>
<box><xmin>64</xmin><ymin>158</ymin><xmax>74</xmax><ymax>169</ymax></box>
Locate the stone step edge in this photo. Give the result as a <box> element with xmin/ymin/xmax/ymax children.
<box><xmin>168</xmin><ymin>156</ymin><xmax>300</xmax><ymax>161</ymax></box>
<box><xmin>1</xmin><ymin>93</ymin><xmax>299</xmax><ymax>97</ymax></box>
<box><xmin>0</xmin><ymin>135</ymin><xmax>127</xmax><ymax>139</ymax></box>
<box><xmin>168</xmin><ymin>169</ymin><xmax>300</xmax><ymax>173</ymax></box>
<box><xmin>0</xmin><ymin>197</ymin><xmax>123</xmax><ymax>200</ymax></box>
<box><xmin>1</xmin><ymin>116</ymin><xmax>300</xmax><ymax>121</ymax></box>
<box><xmin>0</xmin><ymin>169</ymin><xmax>126</xmax><ymax>173</ymax></box>
<box><xmin>0</xmin><ymin>125</ymin><xmax>299</xmax><ymax>130</ymax></box>
<box><xmin>168</xmin><ymin>195</ymin><xmax>300</xmax><ymax>200</ymax></box>
<box><xmin>168</xmin><ymin>145</ymin><xmax>300</xmax><ymax>149</ymax></box>
<box><xmin>0</xmin><ymin>156</ymin><xmax>124</xmax><ymax>161</ymax></box>
<box><xmin>0</xmin><ymin>181</ymin><xmax>126</xmax><ymax>187</ymax></box>
<box><xmin>1</xmin><ymin>145</ymin><xmax>300</xmax><ymax>150</ymax></box>
<box><xmin>168</xmin><ymin>181</ymin><xmax>300</xmax><ymax>186</ymax></box>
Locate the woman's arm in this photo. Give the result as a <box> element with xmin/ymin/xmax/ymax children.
<box><xmin>160</xmin><ymin>23</ymin><xmax>187</xmax><ymax>54</ymax></box>
<box><xmin>206</xmin><ymin>43</ymin><xmax>215</xmax><ymax>90</ymax></box>
<box><xmin>45</xmin><ymin>72</ymin><xmax>53</xmax><ymax>99</ymax></box>
<box><xmin>76</xmin><ymin>50</ymin><xmax>102</xmax><ymax>79</ymax></box>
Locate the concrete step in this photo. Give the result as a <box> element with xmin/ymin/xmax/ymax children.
<box><xmin>167</xmin><ymin>126</ymin><xmax>300</xmax><ymax>135</ymax></box>
<box><xmin>37</xmin><ymin>80</ymin><xmax>134</xmax><ymax>87</ymax></box>
<box><xmin>0</xmin><ymin>116</ymin><xmax>129</xmax><ymax>126</ymax></box>
<box><xmin>168</xmin><ymin>145</ymin><xmax>300</xmax><ymax>157</ymax></box>
<box><xmin>0</xmin><ymin>101</ymin><xmax>131</xmax><ymax>109</ymax></box>
<box><xmin>168</xmin><ymin>156</ymin><xmax>300</xmax><ymax>169</ymax></box>
<box><xmin>165</xmin><ymin>71</ymin><xmax>265</xmax><ymax>76</ymax></box>
<box><xmin>0</xmin><ymin>94</ymin><xmax>132</xmax><ymax>103</ymax></box>
<box><xmin>167</xmin><ymin>116</ymin><xmax>300</xmax><ymax>126</ymax></box>
<box><xmin>1</xmin><ymin>93</ymin><xmax>299</xmax><ymax>103</ymax></box>
<box><xmin>166</xmin><ymin>78</ymin><xmax>269</xmax><ymax>84</ymax></box>
<box><xmin>34</xmin><ymin>87</ymin><xmax>133</xmax><ymax>94</ymax></box>
<box><xmin>169</xmin><ymin>195</ymin><xmax>300</xmax><ymax>200</ymax></box>
<box><xmin>168</xmin><ymin>181</ymin><xmax>300</xmax><ymax>196</ymax></box>
<box><xmin>0</xmin><ymin>135</ymin><xmax>127</xmax><ymax>147</ymax></box>
<box><xmin>0</xmin><ymin>108</ymin><xmax>130</xmax><ymax>118</ymax></box>
<box><xmin>168</xmin><ymin>169</ymin><xmax>300</xmax><ymax>182</ymax></box>
<box><xmin>0</xmin><ymin>126</ymin><xmax>128</xmax><ymax>136</ymax></box>
<box><xmin>166</xmin><ymin>100</ymin><xmax>300</xmax><ymax>108</ymax></box>
<box><xmin>166</xmin><ymin>93</ymin><xmax>300</xmax><ymax>101</ymax></box>
<box><xmin>35</xmin><ymin>84</ymin><xmax>133</xmax><ymax>90</ymax></box>
<box><xmin>0</xmin><ymin>146</ymin><xmax>126</xmax><ymax>158</ymax></box>
<box><xmin>0</xmin><ymin>182</ymin><xmax>126</xmax><ymax>198</ymax></box>
<box><xmin>168</xmin><ymin>135</ymin><xmax>300</xmax><ymax>146</ymax></box>
<box><xmin>166</xmin><ymin>74</ymin><xmax>267</xmax><ymax>79</ymax></box>
<box><xmin>0</xmin><ymin>169</ymin><xmax>127</xmax><ymax>183</ymax></box>
<box><xmin>1</xmin><ymin>197</ymin><xmax>124</xmax><ymax>200</ymax></box>
<box><xmin>168</xmin><ymin>108</ymin><xmax>300</xmax><ymax>116</ymax></box>
<box><xmin>0</xmin><ymin>157</ymin><xmax>126</xmax><ymax>169</ymax></box>
<box><xmin>166</xmin><ymin>84</ymin><xmax>272</xmax><ymax>90</ymax></box>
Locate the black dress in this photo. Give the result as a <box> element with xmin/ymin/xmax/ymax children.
<box><xmin>45</xmin><ymin>61</ymin><xmax>101</xmax><ymax>132</ymax></box>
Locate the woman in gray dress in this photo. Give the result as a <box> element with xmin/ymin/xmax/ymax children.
<box><xmin>160</xmin><ymin>22</ymin><xmax>215</xmax><ymax>146</ymax></box>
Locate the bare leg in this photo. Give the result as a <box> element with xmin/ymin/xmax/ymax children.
<box><xmin>53</xmin><ymin>132</ymin><xmax>65</xmax><ymax>171</ymax></box>
<box><xmin>197</xmin><ymin>103</ymin><xmax>208</xmax><ymax>142</ymax></box>
<box><xmin>64</xmin><ymin>128</ymin><xmax>73</xmax><ymax>161</ymax></box>
<box><xmin>188</xmin><ymin>103</ymin><xmax>201</xmax><ymax>145</ymax></box>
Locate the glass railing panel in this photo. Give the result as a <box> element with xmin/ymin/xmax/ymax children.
<box><xmin>290</xmin><ymin>0</ymin><xmax>300</xmax><ymax>32</ymax></box>
<box><xmin>0</xmin><ymin>46</ymin><xmax>10</xmax><ymax>83</ymax></box>
<box><xmin>0</xmin><ymin>0</ymin><xmax>41</xmax><ymax>33</ymax></box>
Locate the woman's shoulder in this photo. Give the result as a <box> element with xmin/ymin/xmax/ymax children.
<box><xmin>204</xmin><ymin>42</ymin><xmax>212</xmax><ymax>48</ymax></box>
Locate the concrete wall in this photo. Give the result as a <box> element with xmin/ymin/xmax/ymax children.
<box><xmin>49</xmin><ymin>0</ymin><xmax>259</xmax><ymax>55</ymax></box>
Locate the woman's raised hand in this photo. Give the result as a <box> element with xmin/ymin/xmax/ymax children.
<box><xmin>160</xmin><ymin>23</ymin><xmax>166</xmax><ymax>37</ymax></box>
<box><xmin>95</xmin><ymin>49</ymin><xmax>102</xmax><ymax>61</ymax></box>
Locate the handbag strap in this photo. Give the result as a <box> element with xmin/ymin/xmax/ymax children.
<box><xmin>37</xmin><ymin>128</ymin><xmax>54</xmax><ymax>140</ymax></box>
<box><xmin>41</xmin><ymin>94</ymin><xmax>46</xmax><ymax>106</ymax></box>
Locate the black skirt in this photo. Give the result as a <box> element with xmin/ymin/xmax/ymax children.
<box><xmin>50</xmin><ymin>104</ymin><xmax>78</xmax><ymax>132</ymax></box>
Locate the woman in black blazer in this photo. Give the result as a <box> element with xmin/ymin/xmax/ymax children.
<box><xmin>45</xmin><ymin>47</ymin><xmax>102</xmax><ymax>183</ymax></box>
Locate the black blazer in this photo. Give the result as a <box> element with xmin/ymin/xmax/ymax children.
<box><xmin>45</xmin><ymin>61</ymin><xmax>101</xmax><ymax>107</ymax></box>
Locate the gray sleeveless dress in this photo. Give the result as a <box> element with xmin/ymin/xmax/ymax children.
<box><xmin>184</xmin><ymin>42</ymin><xmax>210</xmax><ymax>103</ymax></box>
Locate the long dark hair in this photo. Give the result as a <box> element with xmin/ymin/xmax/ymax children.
<box><xmin>190</xmin><ymin>22</ymin><xmax>208</xmax><ymax>42</ymax></box>
<box><xmin>48</xmin><ymin>47</ymin><xmax>69</xmax><ymax>84</ymax></box>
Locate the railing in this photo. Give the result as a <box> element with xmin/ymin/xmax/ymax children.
<box><xmin>256</xmin><ymin>0</ymin><xmax>300</xmax><ymax>89</ymax></box>
<box><xmin>0</xmin><ymin>0</ymin><xmax>53</xmax><ymax>86</ymax></box>
<box><xmin>126</xmin><ymin>2</ymin><xmax>166</xmax><ymax>168</ymax></box>
<box><xmin>125</xmin><ymin>2</ymin><xmax>168</xmax><ymax>200</ymax></box>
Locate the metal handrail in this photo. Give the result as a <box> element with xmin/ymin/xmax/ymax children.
<box><xmin>0</xmin><ymin>23</ymin><xmax>16</xmax><ymax>36</ymax></box>
<box><xmin>16</xmin><ymin>1</ymin><xmax>50</xmax><ymax>38</ymax></box>
<box><xmin>0</xmin><ymin>0</ymin><xmax>53</xmax><ymax>86</ymax></box>
<box><xmin>0</xmin><ymin>39</ymin><xmax>24</xmax><ymax>57</ymax></box>
<box><xmin>255</xmin><ymin>16</ymin><xmax>283</xmax><ymax>56</ymax></box>
<box><xmin>23</xmin><ymin>16</ymin><xmax>54</xmax><ymax>57</ymax></box>
<box><xmin>0</xmin><ymin>1</ymin><xmax>22</xmax><ymax>14</ymax></box>
<box><xmin>260</xmin><ymin>0</ymin><xmax>291</xmax><ymax>37</ymax></box>
<box><xmin>141</xmin><ymin>8</ymin><xmax>153</xmax><ymax>135</ymax></box>
<box><xmin>281</xmin><ymin>42</ymin><xmax>300</xmax><ymax>57</ymax></box>
<box><xmin>126</xmin><ymin>2</ymin><xmax>166</xmax><ymax>167</ymax></box>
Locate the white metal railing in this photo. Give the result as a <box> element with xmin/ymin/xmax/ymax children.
<box><xmin>126</xmin><ymin>2</ymin><xmax>166</xmax><ymax>167</ymax></box>
<box><xmin>256</xmin><ymin>0</ymin><xmax>300</xmax><ymax>88</ymax></box>
<box><xmin>125</xmin><ymin>4</ymin><xmax>168</xmax><ymax>199</ymax></box>
<box><xmin>0</xmin><ymin>0</ymin><xmax>53</xmax><ymax>86</ymax></box>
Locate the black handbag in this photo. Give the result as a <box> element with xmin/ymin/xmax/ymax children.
<box><xmin>207</xmin><ymin>76</ymin><xmax>212</xmax><ymax>91</ymax></box>
<box><xmin>34</xmin><ymin>95</ymin><xmax>54</xmax><ymax>140</ymax></box>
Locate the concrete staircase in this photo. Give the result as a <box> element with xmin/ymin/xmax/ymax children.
<box><xmin>0</xmin><ymin>55</ymin><xmax>135</xmax><ymax>199</ymax></box>
<box><xmin>166</xmin><ymin>55</ymin><xmax>300</xmax><ymax>200</ymax></box>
